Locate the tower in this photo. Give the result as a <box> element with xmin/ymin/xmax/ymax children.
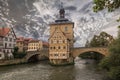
<box><xmin>49</xmin><ymin>6</ymin><xmax>74</xmax><ymax>65</ymax></box>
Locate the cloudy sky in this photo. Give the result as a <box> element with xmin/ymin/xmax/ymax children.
<box><xmin>32</xmin><ymin>0</ymin><xmax>120</xmax><ymax>46</ymax></box>
<box><xmin>0</xmin><ymin>0</ymin><xmax>120</xmax><ymax>47</ymax></box>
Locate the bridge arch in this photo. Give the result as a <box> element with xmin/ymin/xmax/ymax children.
<box><xmin>26</xmin><ymin>53</ymin><xmax>40</xmax><ymax>62</ymax></box>
<box><xmin>73</xmin><ymin>47</ymin><xmax>109</xmax><ymax>58</ymax></box>
<box><xmin>77</xmin><ymin>51</ymin><xmax>105</xmax><ymax>60</ymax></box>
<box><xmin>24</xmin><ymin>49</ymin><xmax>49</xmax><ymax>62</ymax></box>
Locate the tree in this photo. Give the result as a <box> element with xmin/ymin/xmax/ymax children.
<box><xmin>93</xmin><ymin>1</ymin><xmax>120</xmax><ymax>79</ymax></box>
<box><xmin>99</xmin><ymin>27</ymin><xmax>120</xmax><ymax>79</ymax></box>
<box><xmin>89</xmin><ymin>32</ymin><xmax>114</xmax><ymax>47</ymax></box>
<box><xmin>108</xmin><ymin>67</ymin><xmax>120</xmax><ymax>80</ymax></box>
<box><xmin>93</xmin><ymin>0</ymin><xmax>120</xmax><ymax>12</ymax></box>
<box><xmin>13</xmin><ymin>47</ymin><xmax>26</xmax><ymax>59</ymax></box>
<box><xmin>85</xmin><ymin>40</ymin><xmax>90</xmax><ymax>47</ymax></box>
<box><xmin>118</xmin><ymin>26</ymin><xmax>120</xmax><ymax>38</ymax></box>
<box><xmin>93</xmin><ymin>0</ymin><xmax>120</xmax><ymax>21</ymax></box>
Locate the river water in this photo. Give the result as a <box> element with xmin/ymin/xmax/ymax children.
<box><xmin>0</xmin><ymin>57</ymin><xmax>106</xmax><ymax>80</ymax></box>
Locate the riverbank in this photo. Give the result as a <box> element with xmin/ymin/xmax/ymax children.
<box><xmin>0</xmin><ymin>59</ymin><xmax>26</xmax><ymax>66</ymax></box>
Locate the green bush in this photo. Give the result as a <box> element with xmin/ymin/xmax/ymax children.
<box><xmin>99</xmin><ymin>28</ymin><xmax>120</xmax><ymax>79</ymax></box>
<box><xmin>14</xmin><ymin>52</ymin><xmax>26</xmax><ymax>59</ymax></box>
<box><xmin>99</xmin><ymin>57</ymin><xmax>110</xmax><ymax>70</ymax></box>
<box><xmin>108</xmin><ymin>66</ymin><xmax>120</xmax><ymax>80</ymax></box>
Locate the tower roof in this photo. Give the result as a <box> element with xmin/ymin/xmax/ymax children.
<box><xmin>49</xmin><ymin>4</ymin><xmax>74</xmax><ymax>25</ymax></box>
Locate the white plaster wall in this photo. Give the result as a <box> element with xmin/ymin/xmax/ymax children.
<box><xmin>0</xmin><ymin>52</ymin><xmax>5</xmax><ymax>60</ymax></box>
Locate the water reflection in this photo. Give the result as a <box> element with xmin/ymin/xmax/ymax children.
<box><xmin>0</xmin><ymin>57</ymin><xmax>105</xmax><ymax>80</ymax></box>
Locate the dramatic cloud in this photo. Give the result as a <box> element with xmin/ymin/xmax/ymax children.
<box><xmin>0</xmin><ymin>0</ymin><xmax>119</xmax><ymax>47</ymax></box>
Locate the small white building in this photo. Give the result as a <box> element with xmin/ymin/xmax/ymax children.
<box><xmin>0</xmin><ymin>27</ymin><xmax>16</xmax><ymax>60</ymax></box>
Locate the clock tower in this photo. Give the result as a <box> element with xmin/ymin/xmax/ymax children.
<box><xmin>49</xmin><ymin>6</ymin><xmax>74</xmax><ymax>65</ymax></box>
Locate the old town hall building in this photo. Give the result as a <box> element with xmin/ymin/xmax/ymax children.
<box><xmin>49</xmin><ymin>7</ymin><xmax>74</xmax><ymax>65</ymax></box>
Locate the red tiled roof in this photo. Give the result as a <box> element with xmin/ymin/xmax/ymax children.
<box><xmin>29</xmin><ymin>39</ymin><xmax>40</xmax><ymax>43</ymax></box>
<box><xmin>0</xmin><ymin>27</ymin><xmax>10</xmax><ymax>37</ymax></box>
<box><xmin>16</xmin><ymin>37</ymin><xmax>33</xmax><ymax>43</ymax></box>
<box><xmin>43</xmin><ymin>42</ymin><xmax>49</xmax><ymax>47</ymax></box>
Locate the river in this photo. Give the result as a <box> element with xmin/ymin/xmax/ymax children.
<box><xmin>0</xmin><ymin>57</ymin><xmax>106</xmax><ymax>80</ymax></box>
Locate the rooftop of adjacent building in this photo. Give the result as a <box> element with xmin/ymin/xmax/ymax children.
<box><xmin>29</xmin><ymin>39</ymin><xmax>41</xmax><ymax>43</ymax></box>
<box><xmin>16</xmin><ymin>37</ymin><xmax>33</xmax><ymax>42</ymax></box>
<box><xmin>0</xmin><ymin>27</ymin><xmax>10</xmax><ymax>36</ymax></box>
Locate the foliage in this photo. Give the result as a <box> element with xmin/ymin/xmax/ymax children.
<box><xmin>99</xmin><ymin>28</ymin><xmax>120</xmax><ymax>79</ymax></box>
<box><xmin>85</xmin><ymin>40</ymin><xmax>90</xmax><ymax>47</ymax></box>
<box><xmin>83</xmin><ymin>32</ymin><xmax>113</xmax><ymax>61</ymax></box>
<box><xmin>99</xmin><ymin>57</ymin><xmax>110</xmax><ymax>70</ymax></box>
<box><xmin>108</xmin><ymin>66</ymin><xmax>120</xmax><ymax>80</ymax></box>
<box><xmin>93</xmin><ymin>0</ymin><xmax>120</xmax><ymax>12</ymax></box>
<box><xmin>93</xmin><ymin>1</ymin><xmax>120</xmax><ymax>79</ymax></box>
<box><xmin>13</xmin><ymin>47</ymin><xmax>19</xmax><ymax>53</ymax></box>
<box><xmin>118</xmin><ymin>26</ymin><xmax>120</xmax><ymax>38</ymax></box>
<box><xmin>13</xmin><ymin>47</ymin><xmax>26</xmax><ymax>59</ymax></box>
<box><xmin>109</xmin><ymin>39</ymin><xmax>120</xmax><ymax>54</ymax></box>
<box><xmin>13</xmin><ymin>47</ymin><xmax>19</xmax><ymax>57</ymax></box>
<box><xmin>14</xmin><ymin>52</ymin><xmax>26</xmax><ymax>59</ymax></box>
<box><xmin>99</xmin><ymin>53</ymin><xmax>120</xmax><ymax>70</ymax></box>
<box><xmin>89</xmin><ymin>32</ymin><xmax>114</xmax><ymax>47</ymax></box>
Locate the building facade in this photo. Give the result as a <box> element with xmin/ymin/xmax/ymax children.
<box><xmin>0</xmin><ymin>27</ymin><xmax>16</xmax><ymax>60</ymax></box>
<box><xmin>16</xmin><ymin>37</ymin><xmax>32</xmax><ymax>52</ymax></box>
<box><xmin>27</xmin><ymin>40</ymin><xmax>43</xmax><ymax>51</ymax></box>
<box><xmin>49</xmin><ymin>7</ymin><xmax>74</xmax><ymax>65</ymax></box>
<box><xmin>16</xmin><ymin>37</ymin><xmax>24</xmax><ymax>52</ymax></box>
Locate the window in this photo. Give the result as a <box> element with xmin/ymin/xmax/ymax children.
<box><xmin>9</xmin><ymin>43</ymin><xmax>11</xmax><ymax>47</ymax></box>
<box><xmin>54</xmin><ymin>40</ymin><xmax>57</xmax><ymax>43</ymax></box>
<box><xmin>65</xmin><ymin>26</ymin><xmax>68</xmax><ymax>31</ymax></box>
<box><xmin>63</xmin><ymin>54</ymin><xmax>66</xmax><ymax>56</ymax></box>
<box><xmin>63</xmin><ymin>46</ymin><xmax>66</xmax><ymax>49</ymax></box>
<box><xmin>50</xmin><ymin>54</ymin><xmax>53</xmax><ymax>56</ymax></box>
<box><xmin>5</xmin><ymin>43</ymin><xmax>7</xmax><ymax>48</ymax></box>
<box><xmin>50</xmin><ymin>47</ymin><xmax>52</xmax><ymax>49</ymax></box>
<box><xmin>58</xmin><ymin>46</ymin><xmax>60</xmax><ymax>49</ymax></box>
<box><xmin>5</xmin><ymin>37</ymin><xmax>8</xmax><ymax>41</ymax></box>
<box><xmin>53</xmin><ymin>47</ymin><xmax>56</xmax><ymax>49</ymax></box>
<box><xmin>57</xmin><ymin>40</ymin><xmax>59</xmax><ymax>43</ymax></box>
<box><xmin>10</xmin><ymin>38</ymin><xmax>12</xmax><ymax>41</ymax></box>
<box><xmin>54</xmin><ymin>54</ymin><xmax>58</xmax><ymax>56</ymax></box>
<box><xmin>7</xmin><ymin>50</ymin><xmax>9</xmax><ymax>53</ymax></box>
<box><xmin>59</xmin><ymin>40</ymin><xmax>62</xmax><ymax>43</ymax></box>
<box><xmin>63</xmin><ymin>40</ymin><xmax>65</xmax><ymax>43</ymax></box>
<box><xmin>0</xmin><ymin>43</ymin><xmax>3</xmax><ymax>46</ymax></box>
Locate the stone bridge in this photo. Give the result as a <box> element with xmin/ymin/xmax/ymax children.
<box><xmin>73</xmin><ymin>47</ymin><xmax>109</xmax><ymax>58</ymax></box>
<box><xmin>23</xmin><ymin>47</ymin><xmax>110</xmax><ymax>62</ymax></box>
<box><xmin>24</xmin><ymin>49</ymin><xmax>49</xmax><ymax>62</ymax></box>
